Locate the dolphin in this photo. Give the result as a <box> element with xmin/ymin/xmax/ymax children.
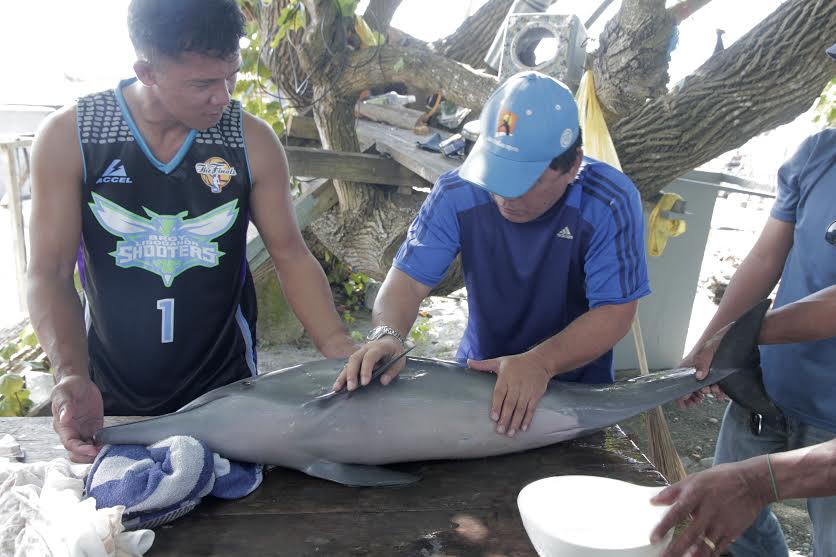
<box><xmin>96</xmin><ymin>300</ymin><xmax>770</xmax><ymax>487</ymax></box>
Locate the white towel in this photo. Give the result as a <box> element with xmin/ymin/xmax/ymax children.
<box><xmin>0</xmin><ymin>456</ymin><xmax>154</xmax><ymax>557</ymax></box>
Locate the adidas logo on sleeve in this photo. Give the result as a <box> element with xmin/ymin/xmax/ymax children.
<box><xmin>556</xmin><ymin>226</ymin><xmax>574</xmax><ymax>240</ymax></box>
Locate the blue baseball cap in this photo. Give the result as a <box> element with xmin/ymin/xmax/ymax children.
<box><xmin>828</xmin><ymin>43</ymin><xmax>836</xmax><ymax>60</ymax></box>
<box><xmin>459</xmin><ymin>71</ymin><xmax>580</xmax><ymax>199</ymax></box>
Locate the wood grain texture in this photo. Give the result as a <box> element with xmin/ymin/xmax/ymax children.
<box><xmin>3</xmin><ymin>417</ymin><xmax>664</xmax><ymax>556</ymax></box>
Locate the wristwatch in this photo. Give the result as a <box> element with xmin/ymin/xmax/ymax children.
<box><xmin>366</xmin><ymin>325</ymin><xmax>405</xmax><ymax>346</ymax></box>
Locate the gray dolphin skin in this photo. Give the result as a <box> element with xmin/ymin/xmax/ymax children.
<box><xmin>96</xmin><ymin>301</ymin><xmax>770</xmax><ymax>487</ymax></box>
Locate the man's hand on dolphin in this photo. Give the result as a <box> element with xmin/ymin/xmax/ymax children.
<box><xmin>51</xmin><ymin>375</ymin><xmax>104</xmax><ymax>463</ymax></box>
<box><xmin>334</xmin><ymin>336</ymin><xmax>405</xmax><ymax>392</ymax></box>
<box><xmin>677</xmin><ymin>324</ymin><xmax>730</xmax><ymax>409</ymax></box>
<box><xmin>468</xmin><ymin>353</ymin><xmax>552</xmax><ymax>437</ymax></box>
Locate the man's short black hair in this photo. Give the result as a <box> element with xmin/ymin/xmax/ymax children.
<box><xmin>128</xmin><ymin>0</ymin><xmax>245</xmax><ymax>62</ymax></box>
<box><xmin>548</xmin><ymin>126</ymin><xmax>584</xmax><ymax>174</ymax></box>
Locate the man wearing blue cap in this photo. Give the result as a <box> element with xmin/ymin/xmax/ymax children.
<box><xmin>670</xmin><ymin>42</ymin><xmax>836</xmax><ymax>557</ymax></box>
<box><xmin>335</xmin><ymin>71</ymin><xmax>650</xmax><ymax>437</ymax></box>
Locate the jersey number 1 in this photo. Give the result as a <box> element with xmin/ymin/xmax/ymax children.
<box><xmin>157</xmin><ymin>298</ymin><xmax>175</xmax><ymax>343</ymax></box>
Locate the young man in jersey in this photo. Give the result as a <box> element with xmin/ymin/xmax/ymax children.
<box><xmin>335</xmin><ymin>71</ymin><xmax>650</xmax><ymax>437</ymax></box>
<box><xmin>27</xmin><ymin>0</ymin><xmax>356</xmax><ymax>463</ymax></box>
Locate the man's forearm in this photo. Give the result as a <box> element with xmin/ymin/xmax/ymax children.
<box><xmin>274</xmin><ymin>252</ymin><xmax>348</xmax><ymax>351</ymax></box>
<box><xmin>695</xmin><ymin>255</ymin><xmax>783</xmax><ymax>348</ymax></box>
<box><xmin>27</xmin><ymin>275</ymin><xmax>89</xmax><ymax>381</ymax></box>
<box><xmin>739</xmin><ymin>439</ymin><xmax>836</xmax><ymax>504</ymax></box>
<box><xmin>693</xmin><ymin>220</ymin><xmax>792</xmax><ymax>349</ymax></box>
<box><xmin>526</xmin><ymin>302</ymin><xmax>636</xmax><ymax>377</ymax></box>
<box><xmin>371</xmin><ymin>268</ymin><xmax>428</xmax><ymax>338</ymax></box>
<box><xmin>759</xmin><ymin>285</ymin><xmax>836</xmax><ymax>345</ymax></box>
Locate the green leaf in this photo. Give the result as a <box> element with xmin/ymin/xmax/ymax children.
<box><xmin>274</xmin><ymin>1</ymin><xmax>306</xmax><ymax>44</ymax></box>
<box><xmin>257</xmin><ymin>62</ymin><xmax>274</xmax><ymax>80</ymax></box>
<box><xmin>0</xmin><ymin>374</ymin><xmax>32</xmax><ymax>416</ymax></box>
<box><xmin>0</xmin><ymin>374</ymin><xmax>24</xmax><ymax>397</ymax></box>
<box><xmin>19</xmin><ymin>325</ymin><xmax>38</xmax><ymax>347</ymax></box>
<box><xmin>334</xmin><ymin>0</ymin><xmax>359</xmax><ymax>17</ymax></box>
<box><xmin>0</xmin><ymin>399</ymin><xmax>19</xmax><ymax>417</ymax></box>
<box><xmin>0</xmin><ymin>343</ymin><xmax>16</xmax><ymax>361</ymax></box>
<box><xmin>26</xmin><ymin>360</ymin><xmax>50</xmax><ymax>372</ymax></box>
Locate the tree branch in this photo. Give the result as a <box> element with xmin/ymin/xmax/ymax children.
<box><xmin>586</xmin><ymin>0</ymin><xmax>617</xmax><ymax>28</ymax></box>
<box><xmin>332</xmin><ymin>45</ymin><xmax>498</xmax><ymax>110</ymax></box>
<box><xmin>431</xmin><ymin>0</ymin><xmax>514</xmax><ymax>71</ymax></box>
<box><xmin>592</xmin><ymin>0</ymin><xmax>673</xmax><ymax>122</ymax></box>
<box><xmin>667</xmin><ymin>0</ymin><xmax>714</xmax><ymax>24</ymax></box>
<box><xmin>613</xmin><ymin>0</ymin><xmax>836</xmax><ymax>199</ymax></box>
<box><xmin>364</xmin><ymin>0</ymin><xmax>403</xmax><ymax>33</ymax></box>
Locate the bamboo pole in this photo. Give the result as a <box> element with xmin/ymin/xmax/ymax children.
<box><xmin>632</xmin><ymin>313</ymin><xmax>687</xmax><ymax>483</ymax></box>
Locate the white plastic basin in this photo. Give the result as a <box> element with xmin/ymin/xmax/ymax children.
<box><xmin>518</xmin><ymin>475</ymin><xmax>673</xmax><ymax>557</ymax></box>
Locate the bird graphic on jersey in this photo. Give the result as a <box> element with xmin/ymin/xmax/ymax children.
<box><xmin>89</xmin><ymin>192</ymin><xmax>239</xmax><ymax>287</ymax></box>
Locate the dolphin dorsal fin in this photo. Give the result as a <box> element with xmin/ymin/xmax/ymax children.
<box><xmin>714</xmin><ymin>299</ymin><xmax>782</xmax><ymax>417</ymax></box>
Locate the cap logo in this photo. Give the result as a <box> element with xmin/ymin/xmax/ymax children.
<box><xmin>560</xmin><ymin>128</ymin><xmax>573</xmax><ymax>149</ymax></box>
<box><xmin>495</xmin><ymin>110</ymin><xmax>519</xmax><ymax>137</ymax></box>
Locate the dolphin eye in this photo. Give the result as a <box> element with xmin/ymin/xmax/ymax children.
<box><xmin>827</xmin><ymin>220</ymin><xmax>836</xmax><ymax>246</ymax></box>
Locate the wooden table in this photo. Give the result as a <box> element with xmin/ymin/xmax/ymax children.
<box><xmin>2</xmin><ymin>417</ymin><xmax>666</xmax><ymax>556</ymax></box>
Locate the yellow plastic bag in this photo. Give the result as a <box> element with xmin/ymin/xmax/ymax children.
<box><xmin>574</xmin><ymin>70</ymin><xmax>622</xmax><ymax>170</ymax></box>
<box><xmin>647</xmin><ymin>192</ymin><xmax>687</xmax><ymax>256</ymax></box>
<box><xmin>574</xmin><ymin>70</ymin><xmax>685</xmax><ymax>256</ymax></box>
<box><xmin>354</xmin><ymin>15</ymin><xmax>385</xmax><ymax>47</ymax></box>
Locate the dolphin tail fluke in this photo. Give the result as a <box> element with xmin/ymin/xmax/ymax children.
<box><xmin>713</xmin><ymin>299</ymin><xmax>782</xmax><ymax>417</ymax></box>
<box><xmin>304</xmin><ymin>460</ymin><xmax>420</xmax><ymax>487</ymax></box>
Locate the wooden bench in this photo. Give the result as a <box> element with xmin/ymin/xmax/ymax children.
<box><xmin>2</xmin><ymin>416</ymin><xmax>665</xmax><ymax>556</ymax></box>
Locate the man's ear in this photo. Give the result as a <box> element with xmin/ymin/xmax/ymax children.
<box><xmin>571</xmin><ymin>147</ymin><xmax>584</xmax><ymax>175</ymax></box>
<box><xmin>133</xmin><ymin>60</ymin><xmax>157</xmax><ymax>86</ymax></box>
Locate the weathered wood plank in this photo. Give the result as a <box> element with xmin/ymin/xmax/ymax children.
<box><xmin>355</xmin><ymin>102</ymin><xmax>426</xmax><ymax>132</ymax></box>
<box><xmin>356</xmin><ymin>119</ymin><xmax>458</xmax><ymax>185</ymax></box>
<box><xmin>283</xmin><ymin>115</ymin><xmax>458</xmax><ymax>185</ymax></box>
<box><xmin>151</xmin><ymin>508</ymin><xmax>533</xmax><ymax>556</ymax></box>
<box><xmin>3</xmin><ymin>417</ymin><xmax>664</xmax><ymax>557</ymax></box>
<box><xmin>245</xmin><ymin>178</ymin><xmax>338</xmax><ymax>272</ymax></box>
<box><xmin>284</xmin><ymin>146</ymin><xmax>424</xmax><ymax>187</ymax></box>
<box><xmin>285</xmin><ymin>114</ymin><xmax>319</xmax><ymax>140</ymax></box>
<box><xmin>2</xmin><ymin>143</ymin><xmax>29</xmax><ymax>310</ymax></box>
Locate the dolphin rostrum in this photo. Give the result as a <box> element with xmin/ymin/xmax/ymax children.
<box><xmin>96</xmin><ymin>300</ymin><xmax>770</xmax><ymax>487</ymax></box>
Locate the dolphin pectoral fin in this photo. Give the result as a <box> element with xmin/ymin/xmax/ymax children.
<box><xmin>304</xmin><ymin>460</ymin><xmax>420</xmax><ymax>487</ymax></box>
<box><xmin>713</xmin><ymin>299</ymin><xmax>782</xmax><ymax>416</ymax></box>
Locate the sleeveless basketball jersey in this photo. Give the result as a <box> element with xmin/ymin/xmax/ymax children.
<box><xmin>76</xmin><ymin>78</ymin><xmax>257</xmax><ymax>416</ymax></box>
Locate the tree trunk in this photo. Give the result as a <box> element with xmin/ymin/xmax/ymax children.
<box><xmin>250</xmin><ymin>0</ymin><xmax>835</xmax><ymax>287</ymax></box>
<box><xmin>591</xmin><ymin>0</ymin><xmax>718</xmax><ymax>124</ymax></box>
<box><xmin>592</xmin><ymin>0</ymin><xmax>674</xmax><ymax>122</ymax></box>
<box><xmin>365</xmin><ymin>0</ymin><xmax>403</xmax><ymax>34</ymax></box>
<box><xmin>332</xmin><ymin>46</ymin><xmax>497</xmax><ymax>109</ymax></box>
<box><xmin>614</xmin><ymin>0</ymin><xmax>836</xmax><ymax>198</ymax></box>
<box><xmin>431</xmin><ymin>0</ymin><xmax>514</xmax><ymax>71</ymax></box>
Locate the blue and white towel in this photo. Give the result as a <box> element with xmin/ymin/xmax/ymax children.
<box><xmin>85</xmin><ymin>436</ymin><xmax>263</xmax><ymax>530</ymax></box>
